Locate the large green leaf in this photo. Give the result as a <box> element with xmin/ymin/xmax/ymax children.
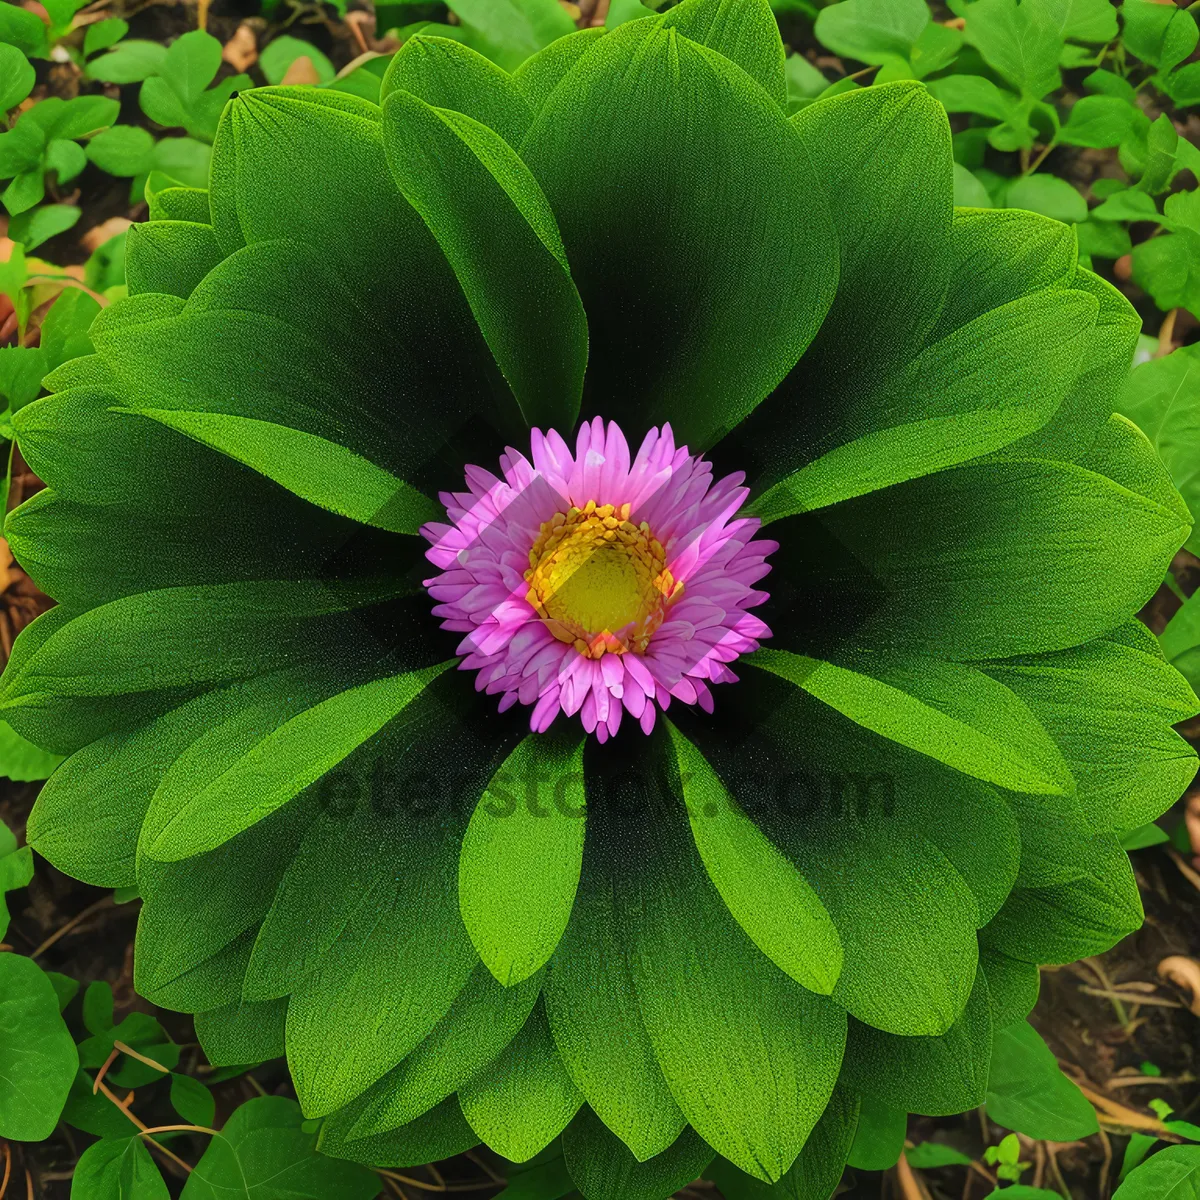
<box><xmin>544</xmin><ymin>844</ymin><xmax>687</xmax><ymax>1163</ymax></box>
<box><xmin>381</xmin><ymin>36</ymin><xmax>534</xmax><ymax>147</ymax></box>
<box><xmin>985</xmin><ymin>1021</ymin><xmax>1098</xmax><ymax>1140</ymax></box>
<box><xmin>660</xmin><ymin>0</ymin><xmax>787</xmax><ymax>106</ymax></box>
<box><xmin>520</xmin><ymin>17</ymin><xmax>837</xmax><ymax>448</ymax></box>
<box><xmin>667</xmin><ymin>721</ymin><xmax>843</xmax><ymax>995</ymax></box>
<box><xmin>1117</xmin><ymin>344</ymin><xmax>1200</xmax><ymax>556</ymax></box>
<box><xmin>459</xmin><ymin>731</ymin><xmax>586</xmax><ymax>986</ymax></box>
<box><xmin>180</xmin><ymin>1097</ymin><xmax>380</xmax><ymax>1200</ymax></box>
<box><xmin>964</xmin><ymin>0</ymin><xmax>1063</xmax><ymax>98</ymax></box>
<box><xmin>142</xmin><ymin>664</ymin><xmax>451</xmax><ymax>862</ymax></box>
<box><xmin>459</xmin><ymin>1001</ymin><xmax>583</xmax><ymax>1162</ymax></box>
<box><xmin>747</xmin><ymin>650</ymin><xmax>1072</xmax><ymax>795</ymax></box>
<box><xmin>705</xmin><ymin>1084</ymin><xmax>860</xmax><ymax>1200</ymax></box>
<box><xmin>596</xmin><ymin>745</ymin><xmax>846</xmax><ymax>1183</ymax></box>
<box><xmin>72</xmin><ymin>1137</ymin><xmax>168</xmax><ymax>1200</ymax></box>
<box><xmin>116</xmin><ymin>408</ymin><xmax>440</xmax><ymax>535</ymax></box>
<box><xmin>347</xmin><ymin>964</ymin><xmax>541</xmax><ymax>1137</ymax></box>
<box><xmin>1113</xmin><ymin>1145</ymin><xmax>1200</xmax><ymax>1199</ymax></box>
<box><xmin>750</xmin><ymin>286</ymin><xmax>1097</xmax><ymax>520</ymax></box>
<box><xmin>562</xmin><ymin>1108</ymin><xmax>714</xmax><ymax>1200</ymax></box>
<box><xmin>382</xmin><ymin>89</ymin><xmax>587</xmax><ymax>432</ymax></box>
<box><xmin>814</xmin><ymin>0</ymin><xmax>930</xmax><ymax>67</ymax></box>
<box><xmin>444</xmin><ymin>0</ymin><xmax>576</xmax><ymax>72</ymax></box>
<box><xmin>983</xmin><ymin>838</ymin><xmax>1142</xmax><ymax>964</ymax></box>
<box><xmin>728</xmin><ymin>81</ymin><xmax>953</xmax><ymax>488</ymax></box>
<box><xmin>511</xmin><ymin>28</ymin><xmax>604</xmax><ymax>112</ymax></box>
<box><xmin>841</xmin><ymin>970</ymin><xmax>993</xmax><ymax>1116</ymax></box>
<box><xmin>0</xmin><ymin>954</ymin><xmax>78</xmax><ymax>1140</ymax></box>
<box><xmin>984</xmin><ymin>625</ymin><xmax>1198</xmax><ymax>833</ymax></box>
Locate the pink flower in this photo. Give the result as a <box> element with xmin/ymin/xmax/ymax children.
<box><xmin>421</xmin><ymin>418</ymin><xmax>776</xmax><ymax>742</ymax></box>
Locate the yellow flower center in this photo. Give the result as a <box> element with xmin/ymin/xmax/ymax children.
<box><xmin>524</xmin><ymin>500</ymin><xmax>683</xmax><ymax>658</ymax></box>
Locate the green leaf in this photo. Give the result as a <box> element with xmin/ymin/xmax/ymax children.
<box><xmin>0</xmin><ymin>5</ymin><xmax>46</xmax><ymax>57</ymax></box>
<box><xmin>1092</xmin><ymin>188</ymin><xmax>1159</xmax><ymax>223</ymax></box>
<box><xmin>954</xmin><ymin>162</ymin><xmax>993</xmax><ymax>208</ymax></box>
<box><xmin>260</xmin><ymin>36</ymin><xmax>336</xmax><ymax>85</ymax></box>
<box><xmin>668</xmin><ymin>721</ymin><xmax>843</xmax><ymax>995</ymax></box>
<box><xmin>0</xmin><ymin>953</ymin><xmax>78</xmax><ymax>1140</ymax></box>
<box><xmin>543</xmin><ymin>847</ymin><xmax>687</xmax><ymax>1163</ymax></box>
<box><xmin>1122</xmin><ymin>0</ymin><xmax>1199</xmax><ymax>73</ymax></box>
<box><xmin>521</xmin><ymin>17</ymin><xmax>837</xmax><ymax>448</ymax></box>
<box><xmin>511</xmin><ymin>28</ymin><xmax>604</xmax><ymax>112</ymax></box>
<box><xmin>0</xmin><ymin>719</ymin><xmax>62</xmax><ymax>781</ymax></box>
<box><xmin>1163</xmin><ymin>589</ymin><xmax>1200</xmax><ymax>695</ymax></box>
<box><xmin>748</xmin><ymin>651</ymin><xmax>1071</xmax><ymax>795</ymax></box>
<box><xmin>87</xmin><ymin>125</ymin><xmax>155</xmax><ymax>177</ymax></box>
<box><xmin>660</xmin><ymin>0</ymin><xmax>788</xmax><ymax>107</ymax></box>
<box><xmin>1133</xmin><ymin>231</ymin><xmax>1200</xmax><ymax>320</ymax></box>
<box><xmin>1115</xmin><ymin>1146</ymin><xmax>1200</xmax><ymax>1199</ymax></box>
<box><xmin>562</xmin><ymin>1108</ymin><xmax>714</xmax><ymax>1200</ymax></box>
<box><xmin>83</xmin><ymin>17</ymin><xmax>128</xmax><ymax>59</ymax></box>
<box><xmin>599</xmin><ymin>756</ymin><xmax>846</xmax><ymax>1183</ymax></box>
<box><xmin>986</xmin><ymin>1021</ymin><xmax>1099</xmax><ymax>1140</ymax></box>
<box><xmin>749</xmin><ymin>286</ymin><xmax>1097</xmax><ymax>521</ymax></box>
<box><xmin>346</xmin><ymin>964</ymin><xmax>541</xmax><ymax>1138</ymax></box>
<box><xmin>117</xmin><ymin>408</ymin><xmax>439</xmax><ymax>535</ymax></box>
<box><xmin>459</xmin><ymin>1001</ymin><xmax>583</xmax><ymax>1162</ymax></box>
<box><xmin>846</xmin><ymin>1094</ymin><xmax>905</xmax><ymax>1171</ymax></box>
<box><xmin>71</xmin><ymin>1137</ymin><xmax>168</xmax><ymax>1200</ymax></box>
<box><xmin>181</xmin><ymin>1096</ymin><xmax>381</xmax><ymax>1200</ymax></box>
<box><xmin>170</xmin><ymin>1073</ymin><xmax>216</xmax><ymax>1127</ymax></box>
<box><xmin>1060</xmin><ymin>95</ymin><xmax>1136</xmax><ymax>148</ymax></box>
<box><xmin>381</xmin><ymin>35</ymin><xmax>534</xmax><ymax>147</ymax></box>
<box><xmin>1117</xmin><ymin>345</ymin><xmax>1200</xmax><ymax>557</ymax></box>
<box><xmin>0</xmin><ymin>819</ymin><xmax>34</xmax><ymax>940</ymax></box>
<box><xmin>0</xmin><ymin>346</ymin><xmax>48</xmax><ymax>410</ymax></box>
<box><xmin>1075</xmin><ymin>217</ymin><xmax>1131</xmax><ymax>260</ymax></box>
<box><xmin>7</xmin><ymin>203</ymin><xmax>79</xmax><ymax>253</ymax></box>
<box><xmin>381</xmin><ymin>89</ymin><xmax>587</xmax><ymax>432</ymax></box>
<box><xmin>0</xmin><ymin>44</ymin><xmax>34</xmax><ymax>110</ymax></box>
<box><xmin>1005</xmin><ymin>174</ymin><xmax>1087</xmax><ymax>224</ymax></box>
<box><xmin>444</xmin><ymin>0</ymin><xmax>576</xmax><ymax>72</ymax></box>
<box><xmin>144</xmin><ymin>663</ymin><xmax>451</xmax><ymax>861</ymax></box>
<box><xmin>906</xmin><ymin>1142</ymin><xmax>974</xmax><ymax>1168</ymax></box>
<box><xmin>814</xmin><ymin>0</ymin><xmax>929</xmax><ymax>67</ymax></box>
<box><xmin>89</xmin><ymin>39</ymin><xmax>168</xmax><ymax>84</ymax></box>
<box><xmin>704</xmin><ymin>1084</ymin><xmax>860</xmax><ymax>1200</ymax></box>
<box><xmin>965</xmin><ymin>0</ymin><xmax>1063</xmax><ymax>98</ymax></box>
<box><xmin>460</xmin><ymin>731</ymin><xmax>586</xmax><ymax>986</ymax></box>
<box><xmin>1120</xmin><ymin>823</ymin><xmax>1170</xmax><ymax>850</ymax></box>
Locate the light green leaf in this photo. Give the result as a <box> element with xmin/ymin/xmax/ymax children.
<box><xmin>116</xmin><ymin>408</ymin><xmax>439</xmax><ymax>535</ymax></box>
<box><xmin>71</xmin><ymin>1137</ymin><xmax>168</xmax><ymax>1200</ymax></box>
<box><xmin>87</xmin><ymin>39</ymin><xmax>168</xmax><ymax>84</ymax></box>
<box><xmin>1122</xmin><ymin>0</ymin><xmax>1199</xmax><ymax>73</ymax></box>
<box><xmin>83</xmin><ymin>17</ymin><xmax>128</xmax><ymax>59</ymax></box>
<box><xmin>459</xmin><ymin>731</ymin><xmax>586</xmax><ymax>986</ymax></box>
<box><xmin>0</xmin><ymin>720</ymin><xmax>62</xmax><ymax>782</ymax></box>
<box><xmin>1005</xmin><ymin>174</ymin><xmax>1087</xmax><ymax>224</ymax></box>
<box><xmin>0</xmin><ymin>44</ymin><xmax>34</xmax><ymax>111</ymax></box>
<box><xmin>180</xmin><ymin>1096</ymin><xmax>380</xmax><ymax>1200</ymax></box>
<box><xmin>986</xmin><ymin>1021</ymin><xmax>1099</xmax><ymax>1140</ymax></box>
<box><xmin>748</xmin><ymin>650</ymin><xmax>1071</xmax><ymax>795</ymax></box>
<box><xmin>1114</xmin><ymin>1145</ymin><xmax>1200</xmax><ymax>1198</ymax></box>
<box><xmin>144</xmin><ymin>663</ymin><xmax>451</xmax><ymax>861</ymax></box>
<box><xmin>444</xmin><ymin>0</ymin><xmax>576</xmax><ymax>72</ymax></box>
<box><xmin>87</xmin><ymin>125</ymin><xmax>155</xmax><ymax>177</ymax></box>
<box><xmin>1060</xmin><ymin>95</ymin><xmax>1136</xmax><ymax>148</ymax></box>
<box><xmin>381</xmin><ymin>90</ymin><xmax>587</xmax><ymax>432</ymax></box>
<box><xmin>964</xmin><ymin>0</ymin><xmax>1063</xmax><ymax>98</ymax></box>
<box><xmin>814</xmin><ymin>0</ymin><xmax>929</xmax><ymax>67</ymax></box>
<box><xmin>1092</xmin><ymin>188</ymin><xmax>1159</xmax><ymax>223</ymax></box>
<box><xmin>0</xmin><ymin>953</ymin><xmax>78</xmax><ymax>1140</ymax></box>
<box><xmin>667</xmin><ymin>721</ymin><xmax>842</xmax><ymax>994</ymax></box>
<box><xmin>459</xmin><ymin>1001</ymin><xmax>582</xmax><ymax>1163</ymax></box>
<box><xmin>260</xmin><ymin>36</ymin><xmax>336</xmax><ymax>85</ymax></box>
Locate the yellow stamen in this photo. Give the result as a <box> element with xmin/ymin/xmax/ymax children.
<box><xmin>524</xmin><ymin>505</ymin><xmax>684</xmax><ymax>659</ymax></box>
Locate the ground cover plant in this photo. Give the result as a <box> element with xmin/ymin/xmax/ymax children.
<box><xmin>2</xmin><ymin>0</ymin><xmax>1200</xmax><ymax>1198</ymax></box>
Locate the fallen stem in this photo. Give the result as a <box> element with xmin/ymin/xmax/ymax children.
<box><xmin>31</xmin><ymin>895</ymin><xmax>116</xmax><ymax>959</ymax></box>
<box><xmin>113</xmin><ymin>1041</ymin><xmax>171</xmax><ymax>1074</ymax></box>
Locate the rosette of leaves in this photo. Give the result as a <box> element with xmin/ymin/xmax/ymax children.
<box><xmin>5</xmin><ymin>1</ymin><xmax>1198</xmax><ymax>1195</ymax></box>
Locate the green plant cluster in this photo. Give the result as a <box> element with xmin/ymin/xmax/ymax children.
<box><xmin>0</xmin><ymin>0</ymin><xmax>1199</xmax><ymax>1198</ymax></box>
